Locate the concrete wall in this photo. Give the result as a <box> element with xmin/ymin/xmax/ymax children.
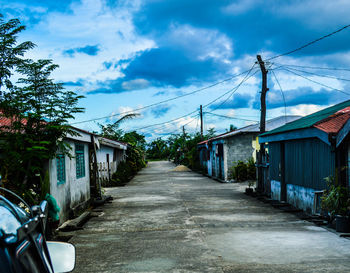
<box><xmin>271</xmin><ymin>180</ymin><xmax>281</xmax><ymax>201</ymax></box>
<box><xmin>223</xmin><ymin>133</ymin><xmax>257</xmax><ymax>181</ymax></box>
<box><xmin>270</xmin><ymin>180</ymin><xmax>316</xmax><ymax>214</ymax></box>
<box><xmin>286</xmin><ymin>184</ymin><xmax>315</xmax><ymax>214</ymax></box>
<box><xmin>96</xmin><ymin>145</ymin><xmax>126</xmax><ymax>182</ymax></box>
<box><xmin>49</xmin><ymin>139</ymin><xmax>90</xmax><ymax>223</ymax></box>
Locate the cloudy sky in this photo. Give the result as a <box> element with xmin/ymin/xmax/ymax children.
<box><xmin>2</xmin><ymin>0</ymin><xmax>350</xmax><ymax>140</ymax></box>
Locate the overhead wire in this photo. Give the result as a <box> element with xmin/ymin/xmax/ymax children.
<box><xmin>204</xmin><ymin>112</ymin><xmax>259</xmax><ymax>122</ymax></box>
<box><xmin>266</xmin><ymin>23</ymin><xmax>350</xmax><ymax>61</ymax></box>
<box><xmin>70</xmin><ymin>68</ymin><xmax>257</xmax><ymax>125</ymax></box>
<box><xmin>126</xmin><ymin>63</ymin><xmax>258</xmax><ymax>133</ymax></box>
<box><xmin>273</xmin><ymin>63</ymin><xmax>350</xmax><ymax>72</ymax></box>
<box><xmin>270</xmin><ymin>69</ymin><xmax>287</xmax><ymax>121</ymax></box>
<box><xmin>282</xmin><ymin>67</ymin><xmax>350</xmax><ymax>96</ymax></box>
<box><xmin>276</xmin><ymin>66</ymin><xmax>350</xmax><ymax>82</ymax></box>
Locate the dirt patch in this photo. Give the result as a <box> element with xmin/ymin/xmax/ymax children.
<box><xmin>171</xmin><ymin>165</ymin><xmax>191</xmax><ymax>172</ymax></box>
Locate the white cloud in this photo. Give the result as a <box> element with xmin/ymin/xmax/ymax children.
<box><xmin>22</xmin><ymin>0</ymin><xmax>155</xmax><ymax>88</ymax></box>
<box><xmin>290</xmin><ymin>104</ymin><xmax>325</xmax><ymax>116</ymax></box>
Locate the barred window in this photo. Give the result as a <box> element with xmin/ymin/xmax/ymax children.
<box><xmin>56</xmin><ymin>154</ymin><xmax>65</xmax><ymax>184</ymax></box>
<box><xmin>75</xmin><ymin>144</ymin><xmax>85</xmax><ymax>178</ymax></box>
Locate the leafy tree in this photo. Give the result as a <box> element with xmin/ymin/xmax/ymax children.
<box><xmin>146</xmin><ymin>138</ymin><xmax>170</xmax><ymax>160</ymax></box>
<box><xmin>0</xmin><ymin>15</ymin><xmax>35</xmax><ymax>90</ymax></box>
<box><xmin>206</xmin><ymin>127</ymin><xmax>216</xmax><ymax>138</ymax></box>
<box><xmin>121</xmin><ymin>131</ymin><xmax>146</xmax><ymax>151</ymax></box>
<box><xmin>228</xmin><ymin>124</ymin><xmax>237</xmax><ymax>132</ymax></box>
<box><xmin>0</xmin><ymin>59</ymin><xmax>84</xmax><ymax>203</ymax></box>
<box><xmin>99</xmin><ymin>113</ymin><xmax>139</xmax><ymax>141</ymax></box>
<box><xmin>99</xmin><ymin>117</ymin><xmax>146</xmax><ymax>186</ymax></box>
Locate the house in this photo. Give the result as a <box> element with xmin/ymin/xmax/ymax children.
<box><xmin>199</xmin><ymin>115</ymin><xmax>301</xmax><ymax>181</ymax></box>
<box><xmin>48</xmin><ymin>127</ymin><xmax>93</xmax><ymax>223</ymax></box>
<box><xmin>259</xmin><ymin>100</ymin><xmax>350</xmax><ymax>214</ymax></box>
<box><xmin>49</xmin><ymin>130</ymin><xmax>128</xmax><ymax>223</ymax></box>
<box><xmin>198</xmin><ymin>140</ymin><xmax>210</xmax><ymax>175</ymax></box>
<box><xmin>0</xmin><ymin>112</ymin><xmax>128</xmax><ymax>223</ymax></box>
<box><xmin>96</xmin><ymin>137</ymin><xmax>127</xmax><ymax>186</ymax></box>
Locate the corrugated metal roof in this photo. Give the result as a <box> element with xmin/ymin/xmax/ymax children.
<box><xmin>261</xmin><ymin>100</ymin><xmax>350</xmax><ymax>137</ymax></box>
<box><xmin>209</xmin><ymin>115</ymin><xmax>301</xmax><ymax>141</ymax></box>
<box><xmin>314</xmin><ymin>107</ymin><xmax>350</xmax><ymax>134</ymax></box>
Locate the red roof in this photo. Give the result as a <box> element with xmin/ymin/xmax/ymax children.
<box><xmin>313</xmin><ymin>106</ymin><xmax>350</xmax><ymax>134</ymax></box>
<box><xmin>0</xmin><ymin>115</ymin><xmax>27</xmax><ymax>128</ymax></box>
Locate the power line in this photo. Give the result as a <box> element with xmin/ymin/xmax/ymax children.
<box><xmin>270</xmin><ymin>70</ymin><xmax>287</xmax><ymax>120</ymax></box>
<box><xmin>150</xmin><ymin>116</ymin><xmax>198</xmax><ymax>137</ymax></box>
<box><xmin>204</xmin><ymin>112</ymin><xmax>259</xmax><ymax>122</ymax></box>
<box><xmin>126</xmin><ymin>64</ymin><xmax>258</xmax><ymax>133</ymax></box>
<box><xmin>267</xmin><ymin>23</ymin><xmax>350</xmax><ymax>61</ymax></box>
<box><xmin>278</xmin><ymin>66</ymin><xmax>350</xmax><ymax>82</ymax></box>
<box><xmin>70</xmin><ymin>68</ymin><xmax>256</xmax><ymax>125</ymax></box>
<box><xmin>282</xmin><ymin>67</ymin><xmax>350</xmax><ymax>96</ymax></box>
<box><xmin>140</xmin><ymin>113</ymin><xmax>199</xmax><ymax>136</ymax></box>
<box><xmin>206</xmin><ymin>67</ymin><xmax>259</xmax><ymax>113</ymax></box>
<box><xmin>202</xmin><ymin>64</ymin><xmax>258</xmax><ymax>114</ymax></box>
<box><xmin>274</xmin><ymin>63</ymin><xmax>350</xmax><ymax>72</ymax></box>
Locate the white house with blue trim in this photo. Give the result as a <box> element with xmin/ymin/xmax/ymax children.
<box><xmin>48</xmin><ymin>127</ymin><xmax>92</xmax><ymax>223</ymax></box>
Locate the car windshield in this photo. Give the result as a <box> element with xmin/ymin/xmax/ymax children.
<box><xmin>0</xmin><ymin>201</ymin><xmax>28</xmax><ymax>238</ymax></box>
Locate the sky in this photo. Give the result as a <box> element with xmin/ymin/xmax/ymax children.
<box><xmin>2</xmin><ymin>0</ymin><xmax>350</xmax><ymax>140</ymax></box>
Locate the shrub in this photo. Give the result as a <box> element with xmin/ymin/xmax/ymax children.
<box><xmin>228</xmin><ymin>158</ymin><xmax>256</xmax><ymax>182</ymax></box>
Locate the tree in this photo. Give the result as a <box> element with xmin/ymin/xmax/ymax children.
<box><xmin>228</xmin><ymin>124</ymin><xmax>237</xmax><ymax>132</ymax></box>
<box><xmin>0</xmin><ymin>59</ymin><xmax>84</xmax><ymax>203</ymax></box>
<box><xmin>206</xmin><ymin>127</ymin><xmax>216</xmax><ymax>139</ymax></box>
<box><xmin>0</xmin><ymin>15</ymin><xmax>35</xmax><ymax>91</ymax></box>
<box><xmin>146</xmin><ymin>138</ymin><xmax>170</xmax><ymax>159</ymax></box>
<box><xmin>99</xmin><ymin>113</ymin><xmax>139</xmax><ymax>141</ymax></box>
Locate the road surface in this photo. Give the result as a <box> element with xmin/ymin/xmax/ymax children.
<box><xmin>71</xmin><ymin>161</ymin><xmax>350</xmax><ymax>272</ymax></box>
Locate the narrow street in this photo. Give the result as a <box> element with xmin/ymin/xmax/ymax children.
<box><xmin>71</xmin><ymin>161</ymin><xmax>350</xmax><ymax>273</ymax></box>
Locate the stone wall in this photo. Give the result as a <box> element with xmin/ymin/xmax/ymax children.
<box><xmin>224</xmin><ymin>133</ymin><xmax>257</xmax><ymax>181</ymax></box>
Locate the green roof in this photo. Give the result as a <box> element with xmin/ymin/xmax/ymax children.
<box><xmin>261</xmin><ymin>100</ymin><xmax>350</xmax><ymax>137</ymax></box>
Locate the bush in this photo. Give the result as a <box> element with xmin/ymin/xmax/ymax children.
<box><xmin>228</xmin><ymin>158</ymin><xmax>256</xmax><ymax>182</ymax></box>
<box><xmin>110</xmin><ymin>145</ymin><xmax>146</xmax><ymax>186</ymax></box>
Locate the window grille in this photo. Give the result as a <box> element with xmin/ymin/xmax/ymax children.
<box><xmin>76</xmin><ymin>144</ymin><xmax>85</xmax><ymax>178</ymax></box>
<box><xmin>56</xmin><ymin>154</ymin><xmax>65</xmax><ymax>184</ymax></box>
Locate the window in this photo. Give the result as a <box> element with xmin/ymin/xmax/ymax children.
<box><xmin>56</xmin><ymin>154</ymin><xmax>65</xmax><ymax>184</ymax></box>
<box><xmin>75</xmin><ymin>144</ymin><xmax>85</xmax><ymax>178</ymax></box>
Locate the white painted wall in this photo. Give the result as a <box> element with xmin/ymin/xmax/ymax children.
<box><xmin>49</xmin><ymin>139</ymin><xmax>90</xmax><ymax>223</ymax></box>
<box><xmin>96</xmin><ymin>145</ymin><xmax>126</xmax><ymax>181</ymax></box>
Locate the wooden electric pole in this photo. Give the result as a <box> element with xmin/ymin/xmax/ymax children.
<box><xmin>257</xmin><ymin>55</ymin><xmax>269</xmax><ymax>193</ymax></box>
<box><xmin>200</xmin><ymin>105</ymin><xmax>203</xmax><ymax>138</ymax></box>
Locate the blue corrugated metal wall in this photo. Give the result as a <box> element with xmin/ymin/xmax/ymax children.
<box><xmin>269</xmin><ymin>142</ymin><xmax>281</xmax><ymax>181</ymax></box>
<box><xmin>285</xmin><ymin>138</ymin><xmax>334</xmax><ymax>190</ymax></box>
<box><xmin>269</xmin><ymin>138</ymin><xmax>335</xmax><ymax>190</ymax></box>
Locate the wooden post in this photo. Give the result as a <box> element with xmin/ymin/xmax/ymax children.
<box><xmin>257</xmin><ymin>55</ymin><xmax>269</xmax><ymax>193</ymax></box>
<box><xmin>200</xmin><ymin>105</ymin><xmax>203</xmax><ymax>138</ymax></box>
<box><xmin>91</xmin><ymin>135</ymin><xmax>102</xmax><ymax>198</ymax></box>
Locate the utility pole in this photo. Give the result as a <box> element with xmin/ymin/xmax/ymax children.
<box><xmin>200</xmin><ymin>105</ymin><xmax>203</xmax><ymax>138</ymax></box>
<box><xmin>257</xmin><ymin>55</ymin><xmax>269</xmax><ymax>193</ymax></box>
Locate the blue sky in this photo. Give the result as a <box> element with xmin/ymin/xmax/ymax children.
<box><xmin>2</xmin><ymin>0</ymin><xmax>350</xmax><ymax>140</ymax></box>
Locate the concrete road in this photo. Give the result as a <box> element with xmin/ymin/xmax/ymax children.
<box><xmin>70</xmin><ymin>161</ymin><xmax>350</xmax><ymax>272</ymax></box>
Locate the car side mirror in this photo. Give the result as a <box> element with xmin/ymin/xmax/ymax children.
<box><xmin>47</xmin><ymin>241</ymin><xmax>75</xmax><ymax>273</ymax></box>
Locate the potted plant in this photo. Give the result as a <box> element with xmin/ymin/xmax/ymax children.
<box><xmin>321</xmin><ymin>177</ymin><xmax>350</xmax><ymax>232</ymax></box>
<box><xmin>245</xmin><ymin>181</ymin><xmax>255</xmax><ymax>195</ymax></box>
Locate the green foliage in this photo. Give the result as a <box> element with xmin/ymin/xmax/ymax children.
<box><xmin>0</xmin><ymin>15</ymin><xmax>35</xmax><ymax>90</ymax></box>
<box><xmin>166</xmin><ymin>130</ymin><xmax>205</xmax><ymax>170</ymax></box>
<box><xmin>0</xmin><ymin>16</ymin><xmax>84</xmax><ymax>204</ymax></box>
<box><xmin>99</xmin><ymin>116</ymin><xmax>146</xmax><ymax>186</ymax></box>
<box><xmin>228</xmin><ymin>158</ymin><xmax>256</xmax><ymax>182</ymax></box>
<box><xmin>146</xmin><ymin>137</ymin><xmax>170</xmax><ymax>160</ymax></box>
<box><xmin>321</xmin><ymin>176</ymin><xmax>350</xmax><ymax>216</ymax></box>
<box><xmin>40</xmin><ymin>171</ymin><xmax>50</xmax><ymax>201</ymax></box>
<box><xmin>111</xmin><ymin>145</ymin><xmax>146</xmax><ymax>186</ymax></box>
<box><xmin>99</xmin><ymin>113</ymin><xmax>139</xmax><ymax>141</ymax></box>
